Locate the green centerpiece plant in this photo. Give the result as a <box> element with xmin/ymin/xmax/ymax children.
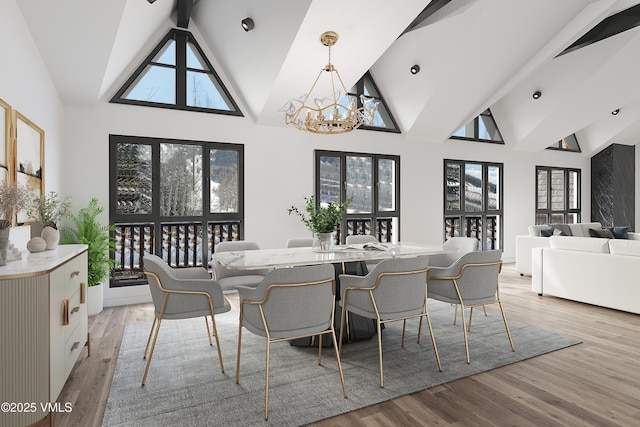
<box><xmin>288</xmin><ymin>195</ymin><xmax>351</xmax><ymax>251</ymax></box>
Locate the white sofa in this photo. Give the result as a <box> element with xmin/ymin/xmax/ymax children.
<box><xmin>515</xmin><ymin>222</ymin><xmax>603</xmax><ymax>276</ymax></box>
<box><xmin>531</xmin><ymin>236</ymin><xmax>640</xmax><ymax>314</ymax></box>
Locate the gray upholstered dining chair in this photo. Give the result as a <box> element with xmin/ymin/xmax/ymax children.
<box><xmin>430</xmin><ymin>236</ymin><xmax>482</xmax><ymax>323</ymax></box>
<box><xmin>427</xmin><ymin>250</ymin><xmax>514</xmax><ymax>364</ymax></box>
<box><xmin>285</xmin><ymin>237</ymin><xmax>314</xmax><ymax>248</ymax></box>
<box><xmin>209</xmin><ymin>240</ymin><xmax>269</xmax><ymax>291</ymax></box>
<box><xmin>142</xmin><ymin>254</ymin><xmax>231</xmax><ymax>386</ymax></box>
<box><xmin>338</xmin><ymin>255</ymin><xmax>442</xmax><ymax>388</ymax></box>
<box><xmin>235</xmin><ymin>264</ymin><xmax>347</xmax><ymax>421</ymax></box>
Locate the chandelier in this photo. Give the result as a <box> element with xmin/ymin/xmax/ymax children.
<box><xmin>282</xmin><ymin>31</ymin><xmax>379</xmax><ymax>134</ymax></box>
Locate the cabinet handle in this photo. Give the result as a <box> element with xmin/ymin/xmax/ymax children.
<box><xmin>63</xmin><ymin>299</ymin><xmax>69</xmax><ymax>325</ymax></box>
<box><xmin>71</xmin><ymin>270</ymin><xmax>80</xmax><ymax>278</ymax></box>
<box><xmin>80</xmin><ymin>282</ymin><xmax>86</xmax><ymax>304</ymax></box>
<box><xmin>71</xmin><ymin>342</ymin><xmax>80</xmax><ymax>352</ymax></box>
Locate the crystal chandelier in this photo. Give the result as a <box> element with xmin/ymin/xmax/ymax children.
<box><xmin>282</xmin><ymin>31</ymin><xmax>379</xmax><ymax>134</ymax></box>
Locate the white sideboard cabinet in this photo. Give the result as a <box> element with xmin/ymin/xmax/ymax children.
<box><xmin>0</xmin><ymin>244</ymin><xmax>89</xmax><ymax>427</ymax></box>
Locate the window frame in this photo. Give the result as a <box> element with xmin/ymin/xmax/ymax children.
<box><xmin>314</xmin><ymin>149</ymin><xmax>400</xmax><ymax>243</ymax></box>
<box><xmin>109</xmin><ymin>134</ymin><xmax>244</xmax><ymax>286</ymax></box>
<box><xmin>110</xmin><ymin>28</ymin><xmax>243</xmax><ymax>117</ymax></box>
<box><xmin>450</xmin><ymin>109</ymin><xmax>504</xmax><ymax>144</ymax></box>
<box><xmin>443</xmin><ymin>159</ymin><xmax>504</xmax><ymax>250</ymax></box>
<box><xmin>535</xmin><ymin>166</ymin><xmax>581</xmax><ymax>224</ymax></box>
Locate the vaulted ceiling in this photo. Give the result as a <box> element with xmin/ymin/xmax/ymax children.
<box><xmin>15</xmin><ymin>0</ymin><xmax>640</xmax><ymax>156</ymax></box>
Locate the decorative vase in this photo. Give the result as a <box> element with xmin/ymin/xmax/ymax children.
<box><xmin>0</xmin><ymin>226</ymin><xmax>9</xmax><ymax>266</ymax></box>
<box><xmin>87</xmin><ymin>282</ymin><xmax>104</xmax><ymax>316</ymax></box>
<box><xmin>30</xmin><ymin>222</ymin><xmax>44</xmax><ymax>239</ymax></box>
<box><xmin>313</xmin><ymin>232</ymin><xmax>334</xmax><ymax>252</ymax></box>
<box><xmin>41</xmin><ymin>226</ymin><xmax>60</xmax><ymax>250</ymax></box>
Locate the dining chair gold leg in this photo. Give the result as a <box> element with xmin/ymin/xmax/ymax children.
<box><xmin>453</xmin><ymin>304</ymin><xmax>458</xmax><ymax>325</ymax></box>
<box><xmin>417</xmin><ymin>316</ymin><xmax>423</xmax><ymax>344</ymax></box>
<box><xmin>482</xmin><ymin>305</ymin><xmax>488</xmax><ymax>316</ymax></box>
<box><xmin>401</xmin><ymin>319</ymin><xmax>407</xmax><ymax>347</ymax></box>
<box><xmin>330</xmin><ymin>329</ymin><xmax>348</xmax><ymax>398</ymax></box>
<box><xmin>264</xmin><ymin>339</ymin><xmax>271</xmax><ymax>421</ymax></box>
<box><xmin>208</xmin><ymin>310</ymin><xmax>224</xmax><ymax>373</ymax></box>
<box><xmin>204</xmin><ymin>316</ymin><xmax>213</xmax><ymax>346</ymax></box>
<box><xmin>423</xmin><ymin>312</ymin><xmax>442</xmax><ymax>371</ymax></box>
<box><xmin>236</xmin><ymin>306</ymin><xmax>244</xmax><ymax>384</ymax></box>
<box><xmin>142</xmin><ymin>294</ymin><xmax>170</xmax><ymax>386</ymax></box>
<box><xmin>143</xmin><ymin>316</ymin><xmax>158</xmax><ymax>359</ymax></box>
<box><xmin>318</xmin><ymin>333</ymin><xmax>323</xmax><ymax>365</ymax></box>
<box><xmin>468</xmin><ymin>306</ymin><xmax>474</xmax><ymax>332</ymax></box>
<box><xmin>459</xmin><ymin>301</ymin><xmax>471</xmax><ymax>364</ymax></box>
<box><xmin>498</xmin><ymin>300</ymin><xmax>515</xmax><ymax>352</ymax></box>
<box><xmin>377</xmin><ymin>317</ymin><xmax>384</xmax><ymax>388</ymax></box>
<box><xmin>338</xmin><ymin>297</ymin><xmax>348</xmax><ymax>353</ymax></box>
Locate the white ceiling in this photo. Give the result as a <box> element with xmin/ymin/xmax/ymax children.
<box><xmin>15</xmin><ymin>0</ymin><xmax>640</xmax><ymax>156</ymax></box>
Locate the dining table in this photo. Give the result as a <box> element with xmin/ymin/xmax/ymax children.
<box><xmin>210</xmin><ymin>241</ymin><xmax>449</xmax><ymax>346</ymax></box>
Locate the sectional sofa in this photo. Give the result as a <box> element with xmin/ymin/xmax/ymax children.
<box><xmin>531</xmin><ymin>236</ymin><xmax>640</xmax><ymax>314</ymax></box>
<box><xmin>515</xmin><ymin>222</ymin><xmax>605</xmax><ymax>276</ymax></box>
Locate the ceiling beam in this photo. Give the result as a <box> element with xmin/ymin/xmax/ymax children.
<box><xmin>177</xmin><ymin>0</ymin><xmax>193</xmax><ymax>28</ymax></box>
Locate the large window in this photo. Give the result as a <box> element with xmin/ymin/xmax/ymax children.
<box><xmin>110</xmin><ymin>28</ymin><xmax>242</xmax><ymax>116</ymax></box>
<box><xmin>315</xmin><ymin>150</ymin><xmax>400</xmax><ymax>243</ymax></box>
<box><xmin>535</xmin><ymin>166</ymin><xmax>581</xmax><ymax>224</ymax></box>
<box><xmin>451</xmin><ymin>109</ymin><xmax>503</xmax><ymax>144</ymax></box>
<box><xmin>444</xmin><ymin>160</ymin><xmax>503</xmax><ymax>250</ymax></box>
<box><xmin>109</xmin><ymin>135</ymin><xmax>244</xmax><ymax>286</ymax></box>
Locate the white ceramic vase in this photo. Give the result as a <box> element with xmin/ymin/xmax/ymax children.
<box><xmin>41</xmin><ymin>226</ymin><xmax>60</xmax><ymax>250</ymax></box>
<box><xmin>87</xmin><ymin>282</ymin><xmax>104</xmax><ymax>316</ymax></box>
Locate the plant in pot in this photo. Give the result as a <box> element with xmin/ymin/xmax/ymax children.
<box><xmin>27</xmin><ymin>191</ymin><xmax>72</xmax><ymax>250</ymax></box>
<box><xmin>288</xmin><ymin>195</ymin><xmax>351</xmax><ymax>252</ymax></box>
<box><xmin>0</xmin><ymin>182</ymin><xmax>31</xmax><ymax>265</ymax></box>
<box><xmin>61</xmin><ymin>198</ymin><xmax>116</xmax><ymax>316</ymax></box>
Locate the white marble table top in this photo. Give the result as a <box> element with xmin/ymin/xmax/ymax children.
<box><xmin>211</xmin><ymin>242</ymin><xmax>447</xmax><ymax>270</ymax></box>
<box><xmin>0</xmin><ymin>244</ymin><xmax>88</xmax><ymax>279</ymax></box>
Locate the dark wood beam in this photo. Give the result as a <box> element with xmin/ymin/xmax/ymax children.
<box><xmin>177</xmin><ymin>0</ymin><xmax>193</xmax><ymax>29</ymax></box>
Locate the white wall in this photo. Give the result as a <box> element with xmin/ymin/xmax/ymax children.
<box><xmin>1</xmin><ymin>0</ymin><xmax>65</xmax><ymax>244</ymax></box>
<box><xmin>1</xmin><ymin>0</ymin><xmax>603</xmax><ymax>308</ymax></box>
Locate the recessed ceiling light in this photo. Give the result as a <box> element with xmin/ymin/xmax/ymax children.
<box><xmin>612</xmin><ymin>109</ymin><xmax>620</xmax><ymax>115</ymax></box>
<box><xmin>241</xmin><ymin>18</ymin><xmax>254</xmax><ymax>32</ymax></box>
<box><xmin>410</xmin><ymin>65</ymin><xmax>420</xmax><ymax>75</ymax></box>
<box><xmin>532</xmin><ymin>91</ymin><xmax>541</xmax><ymax>99</ymax></box>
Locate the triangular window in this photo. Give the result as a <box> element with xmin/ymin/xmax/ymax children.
<box><xmin>547</xmin><ymin>134</ymin><xmax>581</xmax><ymax>152</ymax></box>
<box><xmin>111</xmin><ymin>28</ymin><xmax>242</xmax><ymax>116</ymax></box>
<box><xmin>451</xmin><ymin>109</ymin><xmax>503</xmax><ymax>144</ymax></box>
<box><xmin>344</xmin><ymin>71</ymin><xmax>400</xmax><ymax>133</ymax></box>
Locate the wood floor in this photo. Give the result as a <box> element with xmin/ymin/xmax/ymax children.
<box><xmin>55</xmin><ymin>263</ymin><xmax>640</xmax><ymax>427</ymax></box>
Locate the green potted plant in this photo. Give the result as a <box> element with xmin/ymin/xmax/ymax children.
<box><xmin>288</xmin><ymin>195</ymin><xmax>351</xmax><ymax>251</ymax></box>
<box><xmin>27</xmin><ymin>191</ymin><xmax>72</xmax><ymax>249</ymax></box>
<box><xmin>61</xmin><ymin>198</ymin><xmax>116</xmax><ymax>316</ymax></box>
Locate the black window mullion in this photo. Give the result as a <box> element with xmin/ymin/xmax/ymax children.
<box><xmin>175</xmin><ymin>32</ymin><xmax>187</xmax><ymax>106</ymax></box>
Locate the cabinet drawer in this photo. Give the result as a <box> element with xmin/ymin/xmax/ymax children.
<box><xmin>65</xmin><ymin>252</ymin><xmax>88</xmax><ymax>300</ymax></box>
<box><xmin>64</xmin><ymin>322</ymin><xmax>86</xmax><ymax>379</ymax></box>
<box><xmin>63</xmin><ymin>291</ymin><xmax>83</xmax><ymax>342</ymax></box>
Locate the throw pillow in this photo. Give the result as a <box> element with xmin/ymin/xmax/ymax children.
<box><xmin>589</xmin><ymin>228</ymin><xmax>614</xmax><ymax>239</ymax></box>
<box><xmin>606</xmin><ymin>226</ymin><xmax>630</xmax><ymax>239</ymax></box>
<box><xmin>551</xmin><ymin>223</ymin><xmax>573</xmax><ymax>236</ymax></box>
<box><xmin>540</xmin><ymin>228</ymin><xmax>553</xmax><ymax>237</ymax></box>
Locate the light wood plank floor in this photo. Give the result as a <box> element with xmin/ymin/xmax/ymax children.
<box><xmin>55</xmin><ymin>263</ymin><xmax>640</xmax><ymax>427</ymax></box>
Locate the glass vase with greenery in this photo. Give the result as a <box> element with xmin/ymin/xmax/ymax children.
<box><xmin>27</xmin><ymin>191</ymin><xmax>72</xmax><ymax>229</ymax></box>
<box><xmin>61</xmin><ymin>198</ymin><xmax>116</xmax><ymax>287</ymax></box>
<box><xmin>288</xmin><ymin>195</ymin><xmax>351</xmax><ymax>250</ymax></box>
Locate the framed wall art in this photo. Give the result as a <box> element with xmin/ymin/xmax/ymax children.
<box><xmin>14</xmin><ymin>110</ymin><xmax>44</xmax><ymax>223</ymax></box>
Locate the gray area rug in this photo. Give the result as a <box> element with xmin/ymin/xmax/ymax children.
<box><xmin>102</xmin><ymin>301</ymin><xmax>581</xmax><ymax>426</ymax></box>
